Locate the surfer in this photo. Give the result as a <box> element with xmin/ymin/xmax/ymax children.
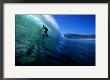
<box><xmin>42</xmin><ymin>25</ymin><xmax>48</xmax><ymax>37</ymax></box>
<box><xmin>39</xmin><ymin>25</ymin><xmax>49</xmax><ymax>45</ymax></box>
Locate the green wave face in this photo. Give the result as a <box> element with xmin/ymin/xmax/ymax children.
<box><xmin>15</xmin><ymin>15</ymin><xmax>62</xmax><ymax>63</ymax></box>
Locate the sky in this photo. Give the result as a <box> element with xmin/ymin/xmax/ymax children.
<box><xmin>52</xmin><ymin>15</ymin><xmax>95</xmax><ymax>35</ymax></box>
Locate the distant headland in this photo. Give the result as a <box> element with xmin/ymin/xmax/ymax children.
<box><xmin>63</xmin><ymin>33</ymin><xmax>95</xmax><ymax>40</ymax></box>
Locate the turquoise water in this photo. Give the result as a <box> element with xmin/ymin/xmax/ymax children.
<box><xmin>15</xmin><ymin>15</ymin><xmax>95</xmax><ymax>66</ymax></box>
<box><xmin>15</xmin><ymin>15</ymin><xmax>62</xmax><ymax>64</ymax></box>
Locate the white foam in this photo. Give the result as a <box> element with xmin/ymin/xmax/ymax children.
<box><xmin>43</xmin><ymin>15</ymin><xmax>59</xmax><ymax>30</ymax></box>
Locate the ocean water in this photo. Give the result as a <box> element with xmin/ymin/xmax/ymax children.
<box><xmin>15</xmin><ymin>15</ymin><xmax>95</xmax><ymax>66</ymax></box>
<box><xmin>56</xmin><ymin>38</ymin><xmax>95</xmax><ymax>66</ymax></box>
<box><xmin>16</xmin><ymin>37</ymin><xmax>95</xmax><ymax>66</ymax></box>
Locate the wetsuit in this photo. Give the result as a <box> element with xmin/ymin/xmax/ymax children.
<box><xmin>42</xmin><ymin>25</ymin><xmax>48</xmax><ymax>37</ymax></box>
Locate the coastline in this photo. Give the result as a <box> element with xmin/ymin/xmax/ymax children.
<box><xmin>63</xmin><ymin>37</ymin><xmax>95</xmax><ymax>40</ymax></box>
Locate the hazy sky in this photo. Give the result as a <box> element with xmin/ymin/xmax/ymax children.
<box><xmin>52</xmin><ymin>15</ymin><xmax>95</xmax><ymax>35</ymax></box>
